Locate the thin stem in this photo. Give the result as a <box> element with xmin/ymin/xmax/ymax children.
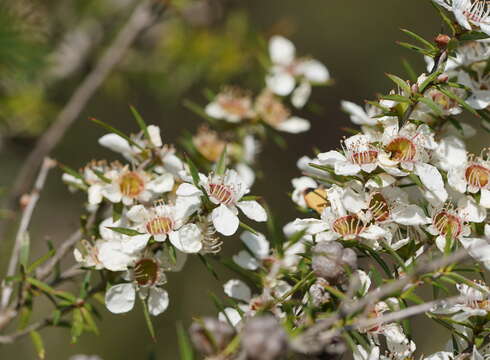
<box><xmin>1</xmin><ymin>158</ymin><xmax>56</xmax><ymax>309</ymax></box>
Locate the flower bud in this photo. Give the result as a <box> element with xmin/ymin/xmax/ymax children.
<box><xmin>434</xmin><ymin>34</ymin><xmax>450</xmax><ymax>49</ymax></box>
<box><xmin>312</xmin><ymin>242</ymin><xmax>357</xmax><ymax>282</ymax></box>
<box><xmin>309</xmin><ymin>278</ymin><xmax>331</xmax><ymax>307</ymax></box>
<box><xmin>189</xmin><ymin>317</ymin><xmax>235</xmax><ymax>356</ymax></box>
<box><xmin>242</xmin><ymin>315</ymin><xmax>288</xmax><ymax>360</ymax></box>
<box><xmin>436</xmin><ymin>74</ymin><xmax>449</xmax><ymax>83</ymax></box>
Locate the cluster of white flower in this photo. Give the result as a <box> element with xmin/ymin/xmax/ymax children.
<box><xmin>62</xmin><ymin>36</ymin><xmax>328</xmax><ymax>318</ymax></box>
<box><xmin>197</xmin><ymin>6</ymin><xmax>490</xmax><ymax>360</ymax></box>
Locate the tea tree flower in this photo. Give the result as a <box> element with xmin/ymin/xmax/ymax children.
<box><xmin>255</xmin><ymin>90</ymin><xmax>310</xmax><ymax>133</ymax></box>
<box><xmin>266</xmin><ymin>35</ymin><xmax>329</xmax><ymax>108</ymax></box>
<box><xmin>105</xmin><ymin>257</ymin><xmax>169</xmax><ymax>316</ymax></box>
<box><xmin>177</xmin><ymin>169</ymin><xmax>267</xmax><ymax>236</ymax></box>
<box><xmin>433</xmin><ymin>0</ymin><xmax>490</xmax><ymax>35</ymax></box>
<box><xmin>448</xmin><ymin>150</ymin><xmax>490</xmax><ymax>207</ymax></box>
<box><xmin>205</xmin><ymin>87</ymin><xmax>255</xmax><ymax>123</ymax></box>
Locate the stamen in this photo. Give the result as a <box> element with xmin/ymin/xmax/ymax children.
<box><xmin>134</xmin><ymin>258</ymin><xmax>159</xmax><ymax>286</ymax></box>
<box><xmin>350</xmin><ymin>150</ymin><xmax>379</xmax><ymax>165</ymax></box>
<box><xmin>385</xmin><ymin>137</ymin><xmax>417</xmax><ymax>162</ymax></box>
<box><xmin>332</xmin><ymin>215</ymin><xmax>365</xmax><ymax>238</ymax></box>
<box><xmin>465</xmin><ymin>164</ymin><xmax>490</xmax><ymax>189</ymax></box>
<box><xmin>208</xmin><ymin>183</ymin><xmax>234</xmax><ymax>205</ymax></box>
<box><xmin>146</xmin><ymin>217</ymin><xmax>174</xmax><ymax>235</ymax></box>
<box><xmin>368</xmin><ymin>193</ymin><xmax>390</xmax><ymax>222</ymax></box>
<box><xmin>432</xmin><ymin>211</ymin><xmax>462</xmax><ymax>240</ymax></box>
<box><xmin>119</xmin><ymin>172</ymin><xmax>145</xmax><ymax>198</ymax></box>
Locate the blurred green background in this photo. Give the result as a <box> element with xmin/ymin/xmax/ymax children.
<box><xmin>0</xmin><ymin>0</ymin><xmax>486</xmax><ymax>359</ymax></box>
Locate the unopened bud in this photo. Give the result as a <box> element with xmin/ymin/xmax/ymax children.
<box><xmin>242</xmin><ymin>315</ymin><xmax>288</xmax><ymax>360</ymax></box>
<box><xmin>411</xmin><ymin>83</ymin><xmax>419</xmax><ymax>94</ymax></box>
<box><xmin>189</xmin><ymin>317</ymin><xmax>235</xmax><ymax>356</ymax></box>
<box><xmin>309</xmin><ymin>278</ymin><xmax>331</xmax><ymax>307</ymax></box>
<box><xmin>437</xmin><ymin>73</ymin><xmax>449</xmax><ymax>83</ymax></box>
<box><xmin>435</xmin><ymin>34</ymin><xmax>451</xmax><ymax>49</ymax></box>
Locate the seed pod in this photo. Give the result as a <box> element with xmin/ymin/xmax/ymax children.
<box><xmin>189</xmin><ymin>317</ymin><xmax>235</xmax><ymax>356</ymax></box>
<box><xmin>242</xmin><ymin>315</ymin><xmax>288</xmax><ymax>360</ymax></box>
<box><xmin>312</xmin><ymin>242</ymin><xmax>357</xmax><ymax>282</ymax></box>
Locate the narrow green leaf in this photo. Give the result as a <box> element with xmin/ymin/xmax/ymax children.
<box><xmin>386</xmin><ymin>73</ymin><xmax>411</xmax><ymax>95</ymax></box>
<box><xmin>27</xmin><ymin>249</ymin><xmax>56</xmax><ymax>274</ymax></box>
<box><xmin>185</xmin><ymin>156</ymin><xmax>201</xmax><ymax>187</ymax></box>
<box><xmin>215</xmin><ymin>145</ymin><xmax>227</xmax><ymax>176</ymax></box>
<box><xmin>400</xmin><ymin>28</ymin><xmax>437</xmax><ymax>49</ymax></box>
<box><xmin>379</xmin><ymin>94</ymin><xmax>412</xmax><ymax>103</ymax></box>
<box><xmin>401</xmin><ymin>58</ymin><xmax>417</xmax><ymax>82</ymax></box>
<box><xmin>71</xmin><ymin>308</ymin><xmax>84</xmax><ymax>343</ymax></box>
<box><xmin>107</xmin><ymin>227</ymin><xmax>144</xmax><ymax>236</ymax></box>
<box><xmin>90</xmin><ymin>117</ymin><xmax>144</xmax><ymax>150</ymax></box>
<box><xmin>80</xmin><ymin>306</ymin><xmax>99</xmax><ymax>335</ymax></box>
<box><xmin>396</xmin><ymin>41</ymin><xmax>435</xmax><ymax>56</ymax></box>
<box><xmin>112</xmin><ymin>202</ymin><xmax>123</xmax><ymax>222</ymax></box>
<box><xmin>418</xmin><ymin>97</ymin><xmax>444</xmax><ymax>116</ymax></box>
<box><xmin>182</xmin><ymin>99</ymin><xmax>217</xmax><ymax>125</ymax></box>
<box><xmin>30</xmin><ymin>331</ymin><xmax>45</xmax><ymax>359</ymax></box>
<box><xmin>198</xmin><ymin>254</ymin><xmax>219</xmax><ymax>280</ymax></box>
<box><xmin>431</xmin><ymin>3</ymin><xmax>456</xmax><ymax>35</ymax></box>
<box><xmin>239</xmin><ymin>222</ymin><xmax>258</xmax><ymax>236</ymax></box>
<box><xmin>459</xmin><ymin>31</ymin><xmax>490</xmax><ymax>41</ymax></box>
<box><xmin>26</xmin><ymin>277</ymin><xmax>76</xmax><ymax>302</ymax></box>
<box><xmin>177</xmin><ymin>322</ymin><xmax>194</xmax><ymax>360</ymax></box>
<box><xmin>130</xmin><ymin>105</ymin><xmax>151</xmax><ymax>142</ymax></box>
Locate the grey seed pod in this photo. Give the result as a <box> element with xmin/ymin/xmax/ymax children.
<box><xmin>242</xmin><ymin>315</ymin><xmax>288</xmax><ymax>360</ymax></box>
<box><xmin>189</xmin><ymin>317</ymin><xmax>235</xmax><ymax>356</ymax></box>
<box><xmin>311</xmin><ymin>242</ymin><xmax>357</xmax><ymax>282</ymax></box>
<box><xmin>309</xmin><ymin>278</ymin><xmax>331</xmax><ymax>307</ymax></box>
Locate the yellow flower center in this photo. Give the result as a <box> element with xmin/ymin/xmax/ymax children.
<box><xmin>119</xmin><ymin>172</ymin><xmax>145</xmax><ymax>198</ymax></box>
<box><xmin>209</xmin><ymin>183</ymin><xmax>234</xmax><ymax>205</ymax></box>
<box><xmin>332</xmin><ymin>215</ymin><xmax>365</xmax><ymax>238</ymax></box>
<box><xmin>304</xmin><ymin>188</ymin><xmax>329</xmax><ymax>214</ymax></box>
<box><xmin>368</xmin><ymin>192</ymin><xmax>390</xmax><ymax>222</ymax></box>
<box><xmin>433</xmin><ymin>211</ymin><xmax>462</xmax><ymax>240</ymax></box>
<box><xmin>465</xmin><ymin>164</ymin><xmax>490</xmax><ymax>189</ymax></box>
<box><xmin>146</xmin><ymin>216</ymin><xmax>174</xmax><ymax>235</ymax></box>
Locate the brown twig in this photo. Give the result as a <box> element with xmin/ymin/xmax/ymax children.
<box><xmin>1</xmin><ymin>158</ymin><xmax>56</xmax><ymax>309</ymax></box>
<box><xmin>0</xmin><ymin>0</ymin><xmax>166</xmax><ymax>243</ymax></box>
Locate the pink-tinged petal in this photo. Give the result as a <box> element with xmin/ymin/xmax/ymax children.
<box><xmin>148</xmin><ymin>287</ymin><xmax>169</xmax><ymax>316</ymax></box>
<box><xmin>269</xmin><ymin>35</ymin><xmax>295</xmax><ymax>65</ymax></box>
<box><xmin>105</xmin><ymin>283</ymin><xmax>136</xmax><ymax>314</ymax></box>
<box><xmin>454</xmin><ymin>9</ymin><xmax>472</xmax><ymax>30</ymax></box>
<box><xmin>237</xmin><ymin>201</ymin><xmax>267</xmax><ymax>222</ymax></box>
<box><xmin>212</xmin><ymin>205</ymin><xmax>239</xmax><ymax>236</ymax></box>
<box><xmin>392</xmin><ymin>204</ymin><xmax>431</xmax><ymax>225</ymax></box>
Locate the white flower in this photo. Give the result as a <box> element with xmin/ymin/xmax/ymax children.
<box><xmin>460</xmin><ymin>224</ymin><xmax>490</xmax><ymax>269</ymax></box>
<box><xmin>427</xmin><ymin>196</ymin><xmax>486</xmax><ymax>251</ymax></box>
<box><xmin>448</xmin><ymin>150</ymin><xmax>490</xmax><ymax>208</ymax></box>
<box><xmin>341</xmin><ymin>100</ymin><xmax>384</xmax><ymax>127</ymax></box>
<box><xmin>126</xmin><ymin>201</ymin><xmax>203</xmax><ymax>253</ymax></box>
<box><xmin>177</xmin><ymin>169</ymin><xmax>267</xmax><ymax>236</ymax></box>
<box><xmin>95</xmin><ymin>218</ymin><xmax>150</xmax><ymax>271</ymax></box>
<box><xmin>433</xmin><ymin>0</ymin><xmax>490</xmax><ymax>35</ymax></box>
<box><xmin>291</xmin><ymin>177</ymin><xmax>329</xmax><ymax>214</ymax></box>
<box><xmin>458</xmin><ymin>69</ymin><xmax>490</xmax><ymax>109</ymax></box>
<box><xmin>205</xmin><ymin>87</ymin><xmax>255</xmax><ymax>123</ymax></box>
<box><xmin>266</xmin><ymin>35</ymin><xmax>329</xmax><ymax>107</ymax></box>
<box><xmin>255</xmin><ymin>90</ymin><xmax>310</xmax><ymax>133</ymax></box>
<box><xmin>105</xmin><ymin>283</ymin><xmax>169</xmax><ymax>316</ymax></box>
<box><xmin>318</xmin><ymin>134</ymin><xmax>380</xmax><ymax>176</ymax></box>
<box><xmin>233</xmin><ymin>231</ymin><xmax>270</xmax><ymax>270</ymax></box>
<box><xmin>73</xmin><ymin>240</ymin><xmax>105</xmax><ymax>270</ymax></box>
<box><xmin>105</xmin><ymin>257</ymin><xmax>169</xmax><ymax>316</ymax></box>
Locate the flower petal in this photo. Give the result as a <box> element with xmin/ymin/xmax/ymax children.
<box><xmin>148</xmin><ymin>287</ymin><xmax>169</xmax><ymax>316</ymax></box>
<box><xmin>223</xmin><ymin>279</ymin><xmax>252</xmax><ymax>302</ymax></box>
<box><xmin>212</xmin><ymin>204</ymin><xmax>239</xmax><ymax>236</ymax></box>
<box><xmin>269</xmin><ymin>35</ymin><xmax>295</xmax><ymax>65</ymax></box>
<box><xmin>237</xmin><ymin>200</ymin><xmax>267</xmax><ymax>222</ymax></box>
<box><xmin>169</xmin><ymin>224</ymin><xmax>203</xmax><ymax>253</ymax></box>
<box><xmin>105</xmin><ymin>283</ymin><xmax>136</xmax><ymax>314</ymax></box>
